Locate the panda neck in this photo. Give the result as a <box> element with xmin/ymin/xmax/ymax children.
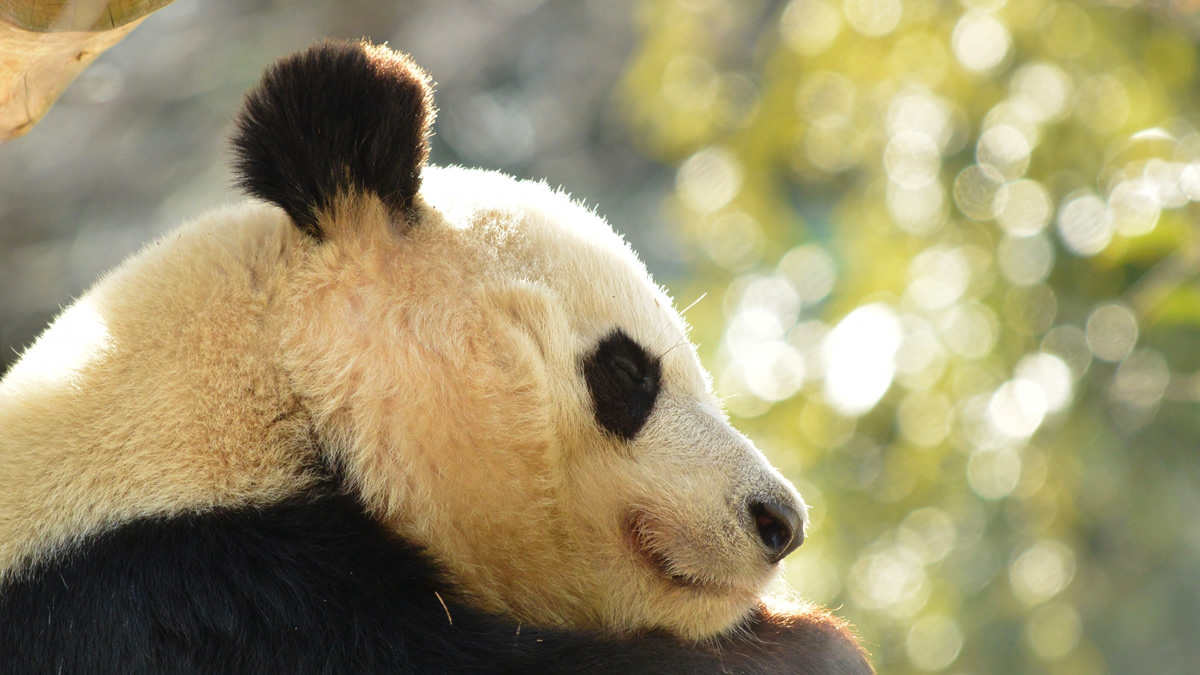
<box><xmin>0</xmin><ymin>204</ymin><xmax>317</xmax><ymax>579</ymax></box>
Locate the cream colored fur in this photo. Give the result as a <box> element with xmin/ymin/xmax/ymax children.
<box><xmin>0</xmin><ymin>166</ymin><xmax>805</xmax><ymax>641</ymax></box>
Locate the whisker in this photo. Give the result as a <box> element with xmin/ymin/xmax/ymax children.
<box><xmin>678</xmin><ymin>292</ymin><xmax>707</xmax><ymax>317</ymax></box>
<box><xmin>661</xmin><ymin>338</ymin><xmax>690</xmax><ymax>358</ymax></box>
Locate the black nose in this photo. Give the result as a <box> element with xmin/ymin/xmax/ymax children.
<box><xmin>750</xmin><ymin>500</ymin><xmax>804</xmax><ymax>564</ymax></box>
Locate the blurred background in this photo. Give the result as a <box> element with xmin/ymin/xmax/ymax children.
<box><xmin>3</xmin><ymin>0</ymin><xmax>1199</xmax><ymax>672</ymax></box>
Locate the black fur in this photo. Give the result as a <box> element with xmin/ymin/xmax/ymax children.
<box><xmin>583</xmin><ymin>330</ymin><xmax>662</xmax><ymax>441</ymax></box>
<box><xmin>0</xmin><ymin>486</ymin><xmax>869</xmax><ymax>674</ymax></box>
<box><xmin>231</xmin><ymin>41</ymin><xmax>433</xmax><ymax>239</ymax></box>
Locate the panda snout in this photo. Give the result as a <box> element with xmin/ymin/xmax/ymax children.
<box><xmin>748</xmin><ymin>499</ymin><xmax>805</xmax><ymax>565</ymax></box>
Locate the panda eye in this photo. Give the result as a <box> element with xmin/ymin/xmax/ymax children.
<box><xmin>583</xmin><ymin>330</ymin><xmax>662</xmax><ymax>441</ymax></box>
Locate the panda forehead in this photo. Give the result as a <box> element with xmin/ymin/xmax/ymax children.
<box><xmin>419</xmin><ymin>167</ymin><xmax>698</xmax><ymax>368</ymax></box>
<box><xmin>421</xmin><ymin>167</ymin><xmax>672</xmax><ymax>319</ymax></box>
<box><xmin>420</xmin><ymin>166</ymin><xmax>621</xmax><ymax>251</ymax></box>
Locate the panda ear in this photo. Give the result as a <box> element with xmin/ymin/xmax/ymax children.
<box><xmin>231</xmin><ymin>40</ymin><xmax>435</xmax><ymax>240</ymax></box>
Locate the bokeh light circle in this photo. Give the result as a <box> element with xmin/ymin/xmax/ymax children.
<box><xmin>823</xmin><ymin>304</ymin><xmax>901</xmax><ymax>415</ymax></box>
<box><xmin>906</xmin><ymin>615</ymin><xmax>965</xmax><ymax>671</ymax></box>
<box><xmin>844</xmin><ymin>0</ymin><xmax>902</xmax><ymax>37</ymax></box>
<box><xmin>677</xmin><ymin>147</ymin><xmax>743</xmax><ymax>213</ymax></box>
<box><xmin>997</xmin><ymin>233</ymin><xmax>1055</xmax><ymax>285</ymax></box>
<box><xmin>997</xmin><ymin>179</ymin><xmax>1053</xmax><ymax>235</ymax></box>
<box><xmin>1086</xmin><ymin>303</ymin><xmax>1139</xmax><ymax>362</ymax></box>
<box><xmin>1009</xmin><ymin>539</ymin><xmax>1076</xmax><ymax>606</ymax></box>
<box><xmin>952</xmin><ymin>12</ymin><xmax>1012</xmax><ymax>73</ymax></box>
<box><xmin>1057</xmin><ymin>193</ymin><xmax>1114</xmax><ymax>256</ymax></box>
<box><xmin>954</xmin><ymin>164</ymin><xmax>1008</xmax><ymax>220</ymax></box>
<box><xmin>780</xmin><ymin>0</ymin><xmax>842</xmax><ymax>56</ymax></box>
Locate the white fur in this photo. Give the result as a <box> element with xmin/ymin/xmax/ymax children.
<box><xmin>0</xmin><ymin>166</ymin><xmax>805</xmax><ymax>640</ymax></box>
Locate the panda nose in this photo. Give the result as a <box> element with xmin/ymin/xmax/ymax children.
<box><xmin>749</xmin><ymin>499</ymin><xmax>805</xmax><ymax>565</ymax></box>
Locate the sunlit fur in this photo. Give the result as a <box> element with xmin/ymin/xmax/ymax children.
<box><xmin>0</xmin><ymin>166</ymin><xmax>805</xmax><ymax>641</ymax></box>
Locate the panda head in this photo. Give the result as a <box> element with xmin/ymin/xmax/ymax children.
<box><xmin>235</xmin><ymin>41</ymin><xmax>807</xmax><ymax>641</ymax></box>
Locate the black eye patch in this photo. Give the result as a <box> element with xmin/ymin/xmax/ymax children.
<box><xmin>583</xmin><ymin>330</ymin><xmax>662</xmax><ymax>441</ymax></box>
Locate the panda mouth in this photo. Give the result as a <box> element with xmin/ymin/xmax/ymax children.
<box><xmin>625</xmin><ymin>510</ymin><xmax>728</xmax><ymax>592</ymax></box>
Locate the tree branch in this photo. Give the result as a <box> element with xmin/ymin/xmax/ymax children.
<box><xmin>0</xmin><ymin>0</ymin><xmax>173</xmax><ymax>140</ymax></box>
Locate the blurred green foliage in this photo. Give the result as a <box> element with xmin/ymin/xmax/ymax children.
<box><xmin>622</xmin><ymin>0</ymin><xmax>1200</xmax><ymax>672</ymax></box>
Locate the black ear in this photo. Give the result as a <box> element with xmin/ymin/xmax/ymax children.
<box><xmin>231</xmin><ymin>40</ymin><xmax>434</xmax><ymax>240</ymax></box>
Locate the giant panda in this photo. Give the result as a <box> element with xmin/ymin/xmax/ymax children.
<box><xmin>0</xmin><ymin>41</ymin><xmax>872</xmax><ymax>673</ymax></box>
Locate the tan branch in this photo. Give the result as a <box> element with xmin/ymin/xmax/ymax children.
<box><xmin>0</xmin><ymin>0</ymin><xmax>173</xmax><ymax>140</ymax></box>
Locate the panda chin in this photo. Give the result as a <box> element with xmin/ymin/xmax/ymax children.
<box><xmin>624</xmin><ymin>509</ymin><xmax>754</xmax><ymax>595</ymax></box>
